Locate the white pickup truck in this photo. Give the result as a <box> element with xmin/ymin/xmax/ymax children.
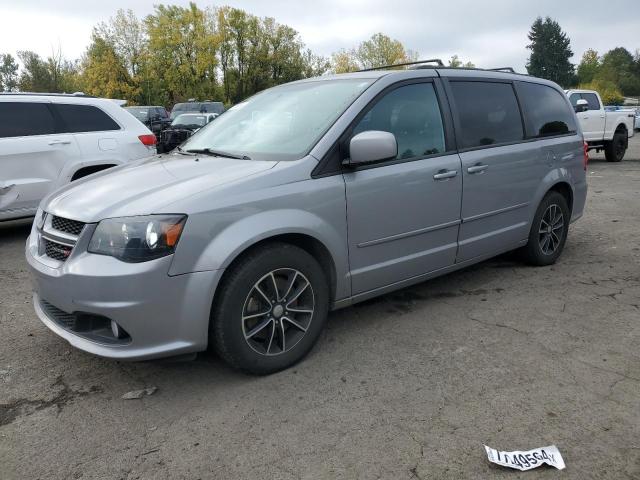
<box><xmin>566</xmin><ymin>89</ymin><xmax>635</xmax><ymax>162</ymax></box>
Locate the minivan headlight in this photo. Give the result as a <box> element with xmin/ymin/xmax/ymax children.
<box><xmin>35</xmin><ymin>207</ymin><xmax>47</xmax><ymax>230</ymax></box>
<box><xmin>88</xmin><ymin>215</ymin><xmax>187</xmax><ymax>263</ymax></box>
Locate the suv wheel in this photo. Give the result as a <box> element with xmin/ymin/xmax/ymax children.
<box><xmin>210</xmin><ymin>243</ymin><xmax>329</xmax><ymax>375</ymax></box>
<box><xmin>521</xmin><ymin>191</ymin><xmax>570</xmax><ymax>266</ymax></box>
<box><xmin>605</xmin><ymin>132</ymin><xmax>626</xmax><ymax>162</ymax></box>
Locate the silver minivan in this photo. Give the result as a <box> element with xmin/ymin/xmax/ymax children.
<box><xmin>26</xmin><ymin>65</ymin><xmax>588</xmax><ymax>374</ymax></box>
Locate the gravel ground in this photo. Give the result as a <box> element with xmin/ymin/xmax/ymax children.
<box><xmin>1</xmin><ymin>136</ymin><xmax>639</xmax><ymax>480</ymax></box>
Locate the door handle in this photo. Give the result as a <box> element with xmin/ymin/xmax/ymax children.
<box><xmin>48</xmin><ymin>140</ymin><xmax>71</xmax><ymax>145</ymax></box>
<box><xmin>433</xmin><ymin>170</ymin><xmax>458</xmax><ymax>180</ymax></box>
<box><xmin>467</xmin><ymin>164</ymin><xmax>488</xmax><ymax>174</ymax></box>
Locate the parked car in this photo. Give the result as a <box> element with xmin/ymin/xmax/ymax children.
<box><xmin>157</xmin><ymin>113</ymin><xmax>218</xmax><ymax>153</ymax></box>
<box><xmin>566</xmin><ymin>89</ymin><xmax>635</xmax><ymax>162</ymax></box>
<box><xmin>0</xmin><ymin>93</ymin><xmax>156</xmax><ymax>222</ymax></box>
<box><xmin>125</xmin><ymin>105</ymin><xmax>171</xmax><ymax>136</ymax></box>
<box><xmin>27</xmin><ymin>65</ymin><xmax>587</xmax><ymax>374</ymax></box>
<box><xmin>169</xmin><ymin>100</ymin><xmax>225</xmax><ymax>120</ymax></box>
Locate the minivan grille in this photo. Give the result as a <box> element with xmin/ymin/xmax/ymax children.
<box><xmin>44</xmin><ymin>238</ymin><xmax>73</xmax><ymax>261</ymax></box>
<box><xmin>51</xmin><ymin>216</ymin><xmax>85</xmax><ymax>235</ymax></box>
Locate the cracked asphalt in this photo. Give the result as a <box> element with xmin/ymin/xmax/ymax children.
<box><xmin>1</xmin><ymin>137</ymin><xmax>639</xmax><ymax>479</ymax></box>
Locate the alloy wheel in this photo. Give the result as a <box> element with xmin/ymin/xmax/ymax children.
<box><xmin>241</xmin><ymin>268</ymin><xmax>315</xmax><ymax>356</ymax></box>
<box><xmin>538</xmin><ymin>204</ymin><xmax>564</xmax><ymax>255</ymax></box>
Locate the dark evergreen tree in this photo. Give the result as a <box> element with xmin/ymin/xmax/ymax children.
<box><xmin>526</xmin><ymin>17</ymin><xmax>575</xmax><ymax>87</ymax></box>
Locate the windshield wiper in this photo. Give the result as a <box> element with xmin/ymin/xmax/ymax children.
<box><xmin>184</xmin><ymin>148</ymin><xmax>251</xmax><ymax>160</ymax></box>
<box><xmin>175</xmin><ymin>146</ymin><xmax>195</xmax><ymax>155</ymax></box>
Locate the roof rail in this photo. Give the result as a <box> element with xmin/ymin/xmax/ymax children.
<box><xmin>487</xmin><ymin>67</ymin><xmax>516</xmax><ymax>73</ymax></box>
<box><xmin>358</xmin><ymin>59</ymin><xmax>444</xmax><ymax>72</ymax></box>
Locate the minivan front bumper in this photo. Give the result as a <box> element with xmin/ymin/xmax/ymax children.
<box><xmin>26</xmin><ymin>225</ymin><xmax>223</xmax><ymax>361</ymax></box>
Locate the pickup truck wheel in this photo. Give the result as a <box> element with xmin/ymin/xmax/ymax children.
<box><xmin>521</xmin><ymin>191</ymin><xmax>570</xmax><ymax>266</ymax></box>
<box><xmin>605</xmin><ymin>132</ymin><xmax>626</xmax><ymax>162</ymax></box>
<box><xmin>210</xmin><ymin>243</ymin><xmax>329</xmax><ymax>375</ymax></box>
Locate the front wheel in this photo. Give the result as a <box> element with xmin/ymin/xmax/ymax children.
<box><xmin>604</xmin><ymin>132</ymin><xmax>626</xmax><ymax>162</ymax></box>
<box><xmin>210</xmin><ymin>243</ymin><xmax>329</xmax><ymax>375</ymax></box>
<box><xmin>521</xmin><ymin>191</ymin><xmax>570</xmax><ymax>266</ymax></box>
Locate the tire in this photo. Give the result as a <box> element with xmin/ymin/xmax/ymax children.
<box><xmin>604</xmin><ymin>132</ymin><xmax>626</xmax><ymax>162</ymax></box>
<box><xmin>521</xmin><ymin>191</ymin><xmax>570</xmax><ymax>266</ymax></box>
<box><xmin>210</xmin><ymin>243</ymin><xmax>329</xmax><ymax>375</ymax></box>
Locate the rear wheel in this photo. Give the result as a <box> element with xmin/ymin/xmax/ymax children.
<box><xmin>521</xmin><ymin>191</ymin><xmax>570</xmax><ymax>266</ymax></box>
<box><xmin>210</xmin><ymin>243</ymin><xmax>329</xmax><ymax>375</ymax></box>
<box><xmin>605</xmin><ymin>132</ymin><xmax>626</xmax><ymax>162</ymax></box>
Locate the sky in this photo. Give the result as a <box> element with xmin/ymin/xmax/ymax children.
<box><xmin>0</xmin><ymin>0</ymin><xmax>638</xmax><ymax>73</ymax></box>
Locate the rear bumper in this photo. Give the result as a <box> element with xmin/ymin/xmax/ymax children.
<box><xmin>26</xmin><ymin>229</ymin><xmax>223</xmax><ymax>361</ymax></box>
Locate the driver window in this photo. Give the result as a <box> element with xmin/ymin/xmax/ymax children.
<box><xmin>352</xmin><ymin>83</ymin><xmax>446</xmax><ymax>160</ymax></box>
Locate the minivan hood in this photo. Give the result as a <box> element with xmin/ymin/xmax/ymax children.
<box><xmin>45</xmin><ymin>154</ymin><xmax>277</xmax><ymax>223</ymax></box>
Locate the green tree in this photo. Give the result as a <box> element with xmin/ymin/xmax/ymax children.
<box><xmin>217</xmin><ymin>6</ymin><xmax>323</xmax><ymax>103</ymax></box>
<box><xmin>596</xmin><ymin>47</ymin><xmax>640</xmax><ymax>96</ymax></box>
<box><xmin>331</xmin><ymin>49</ymin><xmax>359</xmax><ymax>73</ymax></box>
<box><xmin>576</xmin><ymin>49</ymin><xmax>600</xmax><ymax>84</ymax></box>
<box><xmin>81</xmin><ymin>35</ymin><xmax>139</xmax><ymax>100</ymax></box>
<box><xmin>145</xmin><ymin>3</ymin><xmax>220</xmax><ymax>105</ymax></box>
<box><xmin>95</xmin><ymin>9</ymin><xmax>146</xmax><ymax>77</ymax></box>
<box><xmin>16</xmin><ymin>49</ymin><xmax>80</xmax><ymax>93</ymax></box>
<box><xmin>526</xmin><ymin>17</ymin><xmax>575</xmax><ymax>87</ymax></box>
<box><xmin>448</xmin><ymin>55</ymin><xmax>475</xmax><ymax>68</ymax></box>
<box><xmin>356</xmin><ymin>33</ymin><xmax>414</xmax><ymax>70</ymax></box>
<box><xmin>17</xmin><ymin>51</ymin><xmax>51</xmax><ymax>91</ymax></box>
<box><xmin>330</xmin><ymin>33</ymin><xmax>415</xmax><ymax>73</ymax></box>
<box><xmin>578</xmin><ymin>80</ymin><xmax>624</xmax><ymax>105</ymax></box>
<box><xmin>0</xmin><ymin>53</ymin><xmax>19</xmax><ymax>91</ymax></box>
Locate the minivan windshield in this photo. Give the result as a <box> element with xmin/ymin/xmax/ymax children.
<box><xmin>181</xmin><ymin>79</ymin><xmax>373</xmax><ymax>161</ymax></box>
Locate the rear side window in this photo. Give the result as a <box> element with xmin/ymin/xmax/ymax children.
<box><xmin>581</xmin><ymin>93</ymin><xmax>600</xmax><ymax>111</ymax></box>
<box><xmin>450</xmin><ymin>81</ymin><xmax>523</xmax><ymax>148</ymax></box>
<box><xmin>54</xmin><ymin>104</ymin><xmax>120</xmax><ymax>133</ymax></box>
<box><xmin>352</xmin><ymin>82</ymin><xmax>446</xmax><ymax>160</ymax></box>
<box><xmin>0</xmin><ymin>102</ymin><xmax>56</xmax><ymax>138</ymax></box>
<box><xmin>518</xmin><ymin>83</ymin><xmax>576</xmax><ymax>138</ymax></box>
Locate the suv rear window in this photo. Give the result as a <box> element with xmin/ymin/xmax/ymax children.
<box><xmin>0</xmin><ymin>102</ymin><xmax>56</xmax><ymax>138</ymax></box>
<box><xmin>450</xmin><ymin>81</ymin><xmax>524</xmax><ymax>148</ymax></box>
<box><xmin>54</xmin><ymin>104</ymin><xmax>120</xmax><ymax>133</ymax></box>
<box><xmin>518</xmin><ymin>83</ymin><xmax>576</xmax><ymax>137</ymax></box>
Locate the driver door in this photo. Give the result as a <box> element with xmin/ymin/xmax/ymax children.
<box><xmin>343</xmin><ymin>81</ymin><xmax>462</xmax><ymax>295</ymax></box>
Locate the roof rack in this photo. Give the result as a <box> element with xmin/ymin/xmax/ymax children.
<box><xmin>0</xmin><ymin>92</ymin><xmax>95</xmax><ymax>97</ymax></box>
<box><xmin>486</xmin><ymin>67</ymin><xmax>516</xmax><ymax>73</ymax></box>
<box><xmin>358</xmin><ymin>59</ymin><xmax>444</xmax><ymax>72</ymax></box>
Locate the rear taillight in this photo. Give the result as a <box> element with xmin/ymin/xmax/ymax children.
<box><xmin>138</xmin><ymin>134</ymin><xmax>157</xmax><ymax>146</ymax></box>
<box><xmin>583</xmin><ymin>141</ymin><xmax>589</xmax><ymax>171</ymax></box>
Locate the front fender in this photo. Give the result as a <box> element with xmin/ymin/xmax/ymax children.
<box><xmin>169</xmin><ymin>196</ymin><xmax>350</xmax><ymax>301</ymax></box>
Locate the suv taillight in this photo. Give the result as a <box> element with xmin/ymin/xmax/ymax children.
<box><xmin>583</xmin><ymin>141</ymin><xmax>589</xmax><ymax>171</ymax></box>
<box><xmin>138</xmin><ymin>134</ymin><xmax>157</xmax><ymax>146</ymax></box>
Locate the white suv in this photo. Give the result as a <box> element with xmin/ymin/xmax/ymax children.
<box><xmin>0</xmin><ymin>93</ymin><xmax>157</xmax><ymax>221</ymax></box>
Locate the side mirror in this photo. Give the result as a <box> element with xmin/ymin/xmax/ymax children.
<box><xmin>347</xmin><ymin>130</ymin><xmax>397</xmax><ymax>166</ymax></box>
<box><xmin>575</xmin><ymin>99</ymin><xmax>589</xmax><ymax>113</ymax></box>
